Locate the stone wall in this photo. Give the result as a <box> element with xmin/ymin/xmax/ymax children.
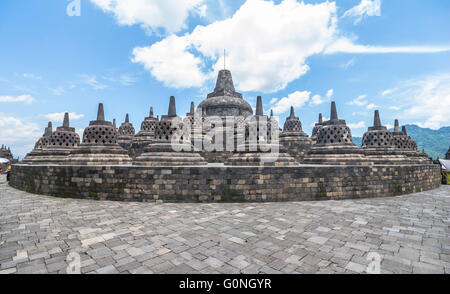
<box><xmin>281</xmin><ymin>141</ymin><xmax>311</xmax><ymax>162</ymax></box>
<box><xmin>10</xmin><ymin>164</ymin><xmax>441</xmax><ymax>203</ymax></box>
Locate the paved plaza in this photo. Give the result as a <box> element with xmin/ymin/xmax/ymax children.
<box><xmin>0</xmin><ymin>174</ymin><xmax>449</xmax><ymax>274</ymax></box>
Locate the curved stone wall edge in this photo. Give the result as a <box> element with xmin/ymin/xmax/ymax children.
<box><xmin>9</xmin><ymin>164</ymin><xmax>441</xmax><ymax>203</ymax></box>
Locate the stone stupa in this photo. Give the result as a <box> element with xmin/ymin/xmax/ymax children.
<box><xmin>134</xmin><ymin>96</ymin><xmax>207</xmax><ymax>166</ymax></box>
<box><xmin>226</xmin><ymin>97</ymin><xmax>298</xmax><ymax>166</ymax></box>
<box><xmin>130</xmin><ymin>107</ymin><xmax>159</xmax><ymax>158</ymax></box>
<box><xmin>303</xmin><ymin>101</ymin><xmax>372</xmax><ymax>166</ymax></box>
<box><xmin>311</xmin><ymin>113</ymin><xmax>323</xmax><ymax>144</ymax></box>
<box><xmin>361</xmin><ymin>110</ymin><xmax>409</xmax><ymax>165</ymax></box>
<box><xmin>65</xmin><ymin>103</ymin><xmax>132</xmax><ymax>165</ymax></box>
<box><xmin>198</xmin><ymin>69</ymin><xmax>253</xmax><ymax>117</ymax></box>
<box><xmin>0</xmin><ymin>145</ymin><xmax>14</xmax><ymax>162</ymax></box>
<box><xmin>280</xmin><ymin>107</ymin><xmax>312</xmax><ymax>161</ymax></box>
<box><xmin>22</xmin><ymin>122</ymin><xmax>53</xmax><ymax>164</ymax></box>
<box><xmin>23</xmin><ymin>113</ymin><xmax>80</xmax><ymax>165</ymax></box>
<box><xmin>117</xmin><ymin>114</ymin><xmax>135</xmax><ymax>151</ymax></box>
<box><xmin>391</xmin><ymin>120</ymin><xmax>428</xmax><ymax>164</ymax></box>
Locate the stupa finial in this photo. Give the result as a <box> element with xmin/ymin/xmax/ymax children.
<box><xmin>319</xmin><ymin>113</ymin><xmax>323</xmax><ymax>124</ymax></box>
<box><xmin>373</xmin><ymin>110</ymin><xmax>381</xmax><ymax>127</ymax></box>
<box><xmin>149</xmin><ymin>107</ymin><xmax>154</xmax><ymax>118</ymax></box>
<box><xmin>330</xmin><ymin>101</ymin><xmax>338</xmax><ymax>120</ymax></box>
<box><xmin>97</xmin><ymin>103</ymin><xmax>105</xmax><ymax>121</ymax></box>
<box><xmin>270</xmin><ymin>109</ymin><xmax>273</xmax><ymax>118</ymax></box>
<box><xmin>168</xmin><ymin>96</ymin><xmax>177</xmax><ymax>117</ymax></box>
<box><xmin>125</xmin><ymin>113</ymin><xmax>129</xmax><ymax>123</ymax></box>
<box><xmin>402</xmin><ymin>126</ymin><xmax>407</xmax><ymax>136</ymax></box>
<box><xmin>45</xmin><ymin>121</ymin><xmax>53</xmax><ymax>137</ymax></box>
<box><xmin>190</xmin><ymin>102</ymin><xmax>195</xmax><ymax>115</ymax></box>
<box><xmin>394</xmin><ymin>119</ymin><xmax>400</xmax><ymax>133</ymax></box>
<box><xmin>289</xmin><ymin>106</ymin><xmax>295</xmax><ymax>119</ymax></box>
<box><xmin>113</xmin><ymin>119</ymin><xmax>116</xmax><ymax>129</ymax></box>
<box><xmin>63</xmin><ymin>112</ymin><xmax>70</xmax><ymax>127</ymax></box>
<box><xmin>256</xmin><ymin>96</ymin><xmax>264</xmax><ymax>116</ymax></box>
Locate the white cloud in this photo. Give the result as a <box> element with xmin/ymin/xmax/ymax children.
<box><xmin>366</xmin><ymin>103</ymin><xmax>378</xmax><ymax>110</ymax></box>
<box><xmin>119</xmin><ymin>74</ymin><xmax>138</xmax><ymax>86</ymax></box>
<box><xmin>343</xmin><ymin>0</ymin><xmax>381</xmax><ymax>24</ymax></box>
<box><xmin>310</xmin><ymin>94</ymin><xmax>323</xmax><ymax>106</ymax></box>
<box><xmin>388</xmin><ymin>106</ymin><xmax>401</xmax><ymax>111</ymax></box>
<box><xmin>132</xmin><ymin>35</ymin><xmax>207</xmax><ymax>88</ymax></box>
<box><xmin>325</xmin><ymin>37</ymin><xmax>450</xmax><ymax>54</ymax></box>
<box><xmin>49</xmin><ymin>86</ymin><xmax>65</xmax><ymax>96</ymax></box>
<box><xmin>272</xmin><ymin>91</ymin><xmax>310</xmax><ymax>115</ymax></box>
<box><xmin>348</xmin><ymin>95</ymin><xmax>368</xmax><ymax>106</ymax></box>
<box><xmin>382</xmin><ymin>88</ymin><xmax>396</xmax><ymax>96</ymax></box>
<box><xmin>341</xmin><ymin>57</ymin><xmax>356</xmax><ymax>69</ymax></box>
<box><xmin>23</xmin><ymin>73</ymin><xmax>42</xmax><ymax>80</ymax></box>
<box><xmin>124</xmin><ymin>0</ymin><xmax>450</xmax><ymax>93</ymax></box>
<box><xmin>399</xmin><ymin>73</ymin><xmax>450</xmax><ymax>129</ymax></box>
<box><xmin>81</xmin><ymin>75</ymin><xmax>108</xmax><ymax>90</ymax></box>
<box><xmin>310</xmin><ymin>89</ymin><xmax>333</xmax><ymax>106</ymax></box>
<box><xmin>0</xmin><ymin>94</ymin><xmax>35</xmax><ymax>104</ymax></box>
<box><xmin>132</xmin><ymin>0</ymin><xmax>338</xmax><ymax>92</ymax></box>
<box><xmin>352</xmin><ymin>111</ymin><xmax>369</xmax><ymax>117</ymax></box>
<box><xmin>103</xmin><ymin>74</ymin><xmax>139</xmax><ymax>86</ymax></box>
<box><xmin>270</xmin><ymin>97</ymin><xmax>278</xmax><ymax>104</ymax></box>
<box><xmin>41</xmin><ymin>112</ymin><xmax>85</xmax><ymax>123</ymax></box>
<box><xmin>348</xmin><ymin>121</ymin><xmax>366</xmax><ymax>129</ymax></box>
<box><xmin>0</xmin><ymin>113</ymin><xmax>42</xmax><ymax>157</ymax></box>
<box><xmin>90</xmin><ymin>0</ymin><xmax>205</xmax><ymax>34</ymax></box>
<box><xmin>326</xmin><ymin>89</ymin><xmax>334</xmax><ymax>99</ymax></box>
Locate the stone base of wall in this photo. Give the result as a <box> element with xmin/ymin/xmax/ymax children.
<box><xmin>10</xmin><ymin>164</ymin><xmax>441</xmax><ymax>203</ymax></box>
<box><xmin>199</xmin><ymin>151</ymin><xmax>233</xmax><ymax>163</ymax></box>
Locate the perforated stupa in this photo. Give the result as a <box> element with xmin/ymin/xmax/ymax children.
<box><xmin>65</xmin><ymin>103</ymin><xmax>132</xmax><ymax>165</ymax></box>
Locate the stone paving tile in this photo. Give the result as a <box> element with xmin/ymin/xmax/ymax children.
<box><xmin>0</xmin><ymin>174</ymin><xmax>449</xmax><ymax>274</ymax></box>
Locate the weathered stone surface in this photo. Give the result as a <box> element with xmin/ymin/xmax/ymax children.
<box><xmin>198</xmin><ymin>70</ymin><xmax>253</xmax><ymax>117</ymax></box>
<box><xmin>304</xmin><ymin>102</ymin><xmax>372</xmax><ymax>166</ymax></box>
<box><xmin>1</xmin><ymin>174</ymin><xmax>448</xmax><ymax>274</ymax></box>
<box><xmin>10</xmin><ymin>163</ymin><xmax>440</xmax><ymax>202</ymax></box>
<box><xmin>130</xmin><ymin>107</ymin><xmax>159</xmax><ymax>159</ymax></box>
<box><xmin>362</xmin><ymin>111</ymin><xmax>410</xmax><ymax>165</ymax></box>
<box><xmin>22</xmin><ymin>113</ymin><xmax>80</xmax><ymax>165</ymax></box>
<box><xmin>391</xmin><ymin>120</ymin><xmax>430</xmax><ymax>164</ymax></box>
<box><xmin>66</xmin><ymin>103</ymin><xmax>132</xmax><ymax>166</ymax></box>
<box><xmin>117</xmin><ymin>114</ymin><xmax>135</xmax><ymax>152</ymax></box>
<box><xmin>134</xmin><ymin>97</ymin><xmax>207</xmax><ymax>167</ymax></box>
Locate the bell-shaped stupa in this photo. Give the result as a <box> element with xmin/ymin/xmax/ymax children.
<box><xmin>65</xmin><ymin>103</ymin><xmax>132</xmax><ymax>165</ymax></box>
<box><xmin>391</xmin><ymin>121</ymin><xmax>429</xmax><ymax>164</ymax></box>
<box><xmin>22</xmin><ymin>122</ymin><xmax>54</xmax><ymax>164</ymax></box>
<box><xmin>134</xmin><ymin>96</ymin><xmax>207</xmax><ymax>166</ymax></box>
<box><xmin>279</xmin><ymin>107</ymin><xmax>312</xmax><ymax>161</ymax></box>
<box><xmin>303</xmin><ymin>101</ymin><xmax>372</xmax><ymax>165</ymax></box>
<box><xmin>117</xmin><ymin>113</ymin><xmax>135</xmax><ymax>151</ymax></box>
<box><xmin>226</xmin><ymin>97</ymin><xmax>298</xmax><ymax>166</ymax></box>
<box><xmin>23</xmin><ymin>113</ymin><xmax>81</xmax><ymax>165</ymax></box>
<box><xmin>130</xmin><ymin>107</ymin><xmax>159</xmax><ymax>158</ymax></box>
<box><xmin>361</xmin><ymin>110</ymin><xmax>409</xmax><ymax>165</ymax></box>
<box><xmin>198</xmin><ymin>70</ymin><xmax>253</xmax><ymax>117</ymax></box>
<box><xmin>311</xmin><ymin>113</ymin><xmax>323</xmax><ymax>144</ymax></box>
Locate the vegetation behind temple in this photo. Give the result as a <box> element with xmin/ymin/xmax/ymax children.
<box><xmin>354</xmin><ymin>125</ymin><xmax>450</xmax><ymax>160</ymax></box>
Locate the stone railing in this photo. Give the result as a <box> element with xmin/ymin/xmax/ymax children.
<box><xmin>9</xmin><ymin>164</ymin><xmax>441</xmax><ymax>203</ymax></box>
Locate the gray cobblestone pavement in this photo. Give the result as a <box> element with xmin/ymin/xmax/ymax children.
<box><xmin>1</xmin><ymin>175</ymin><xmax>449</xmax><ymax>274</ymax></box>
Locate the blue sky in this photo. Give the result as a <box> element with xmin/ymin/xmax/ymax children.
<box><xmin>0</xmin><ymin>0</ymin><xmax>449</xmax><ymax>157</ymax></box>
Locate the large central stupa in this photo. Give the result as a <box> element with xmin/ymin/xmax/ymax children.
<box><xmin>198</xmin><ymin>70</ymin><xmax>253</xmax><ymax>117</ymax></box>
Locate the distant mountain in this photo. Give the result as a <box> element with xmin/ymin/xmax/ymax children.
<box><xmin>353</xmin><ymin>125</ymin><xmax>450</xmax><ymax>160</ymax></box>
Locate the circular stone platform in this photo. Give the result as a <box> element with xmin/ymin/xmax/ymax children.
<box><xmin>10</xmin><ymin>163</ymin><xmax>440</xmax><ymax>203</ymax></box>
